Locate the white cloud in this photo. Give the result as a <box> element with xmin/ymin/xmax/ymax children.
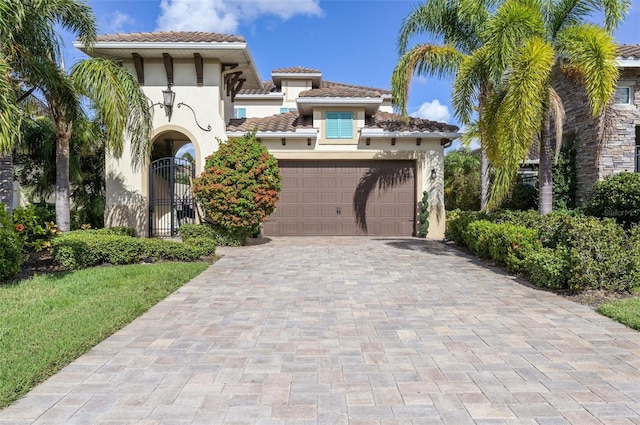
<box><xmin>411</xmin><ymin>99</ymin><xmax>451</xmax><ymax>123</ymax></box>
<box><xmin>102</xmin><ymin>11</ymin><xmax>135</xmax><ymax>34</ymax></box>
<box><xmin>156</xmin><ymin>0</ymin><xmax>323</xmax><ymax>33</ymax></box>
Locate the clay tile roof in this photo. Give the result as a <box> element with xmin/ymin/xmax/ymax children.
<box><xmin>299</xmin><ymin>80</ymin><xmax>390</xmax><ymax>98</ymax></box>
<box><xmin>237</xmin><ymin>81</ymin><xmax>277</xmax><ymax>95</ymax></box>
<box><xmin>272</xmin><ymin>66</ymin><xmax>321</xmax><ymax>74</ymax></box>
<box><xmin>95</xmin><ymin>31</ymin><xmax>245</xmax><ymax>43</ymax></box>
<box><xmin>366</xmin><ymin>111</ymin><xmax>459</xmax><ymax>133</ymax></box>
<box><xmin>227</xmin><ymin>112</ymin><xmax>313</xmax><ymax>133</ymax></box>
<box><xmin>617</xmin><ymin>44</ymin><xmax>640</xmax><ymax>58</ymax></box>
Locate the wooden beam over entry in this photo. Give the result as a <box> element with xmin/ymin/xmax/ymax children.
<box><xmin>163</xmin><ymin>53</ymin><xmax>174</xmax><ymax>86</ymax></box>
<box><xmin>194</xmin><ymin>53</ymin><xmax>203</xmax><ymax>86</ymax></box>
<box><xmin>132</xmin><ymin>53</ymin><xmax>144</xmax><ymax>85</ymax></box>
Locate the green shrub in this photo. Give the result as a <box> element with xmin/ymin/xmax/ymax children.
<box><xmin>523</xmin><ymin>247</ymin><xmax>570</xmax><ymax>290</ymax></box>
<box><xmin>12</xmin><ymin>204</ymin><xmax>51</xmax><ymax>252</ymax></box>
<box><xmin>463</xmin><ymin>220</ymin><xmax>493</xmax><ymax>259</ymax></box>
<box><xmin>192</xmin><ymin>130</ymin><xmax>281</xmax><ymax>238</ymax></box>
<box><xmin>462</xmin><ymin>220</ymin><xmax>540</xmax><ymax>273</ymax></box>
<box><xmin>445</xmin><ymin>210</ymin><xmax>487</xmax><ymax>245</ymax></box>
<box><xmin>180</xmin><ymin>222</ymin><xmax>247</xmax><ymax>246</ymax></box>
<box><xmin>563</xmin><ymin>217</ymin><xmax>640</xmax><ymax>292</ymax></box>
<box><xmin>52</xmin><ymin>232</ymin><xmax>210</xmax><ymax>270</ymax></box>
<box><xmin>184</xmin><ymin>237</ymin><xmax>217</xmax><ymax>257</ymax></box>
<box><xmin>91</xmin><ymin>226</ymin><xmax>136</xmax><ymax>237</ymax></box>
<box><xmin>585</xmin><ymin>172</ymin><xmax>640</xmax><ymax>228</ymax></box>
<box><xmin>0</xmin><ymin>205</ymin><xmax>23</xmax><ymax>281</ymax></box>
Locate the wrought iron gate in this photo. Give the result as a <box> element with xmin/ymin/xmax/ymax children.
<box><xmin>149</xmin><ymin>157</ymin><xmax>196</xmax><ymax>237</ymax></box>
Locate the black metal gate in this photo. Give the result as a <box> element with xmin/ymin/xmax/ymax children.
<box><xmin>149</xmin><ymin>157</ymin><xmax>196</xmax><ymax>237</ymax></box>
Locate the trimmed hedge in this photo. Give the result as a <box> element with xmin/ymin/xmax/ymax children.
<box><xmin>179</xmin><ymin>223</ymin><xmax>247</xmax><ymax>247</ymax></box>
<box><xmin>446</xmin><ymin>209</ymin><xmax>640</xmax><ymax>292</ymax></box>
<box><xmin>52</xmin><ymin>231</ymin><xmax>215</xmax><ymax>270</ymax></box>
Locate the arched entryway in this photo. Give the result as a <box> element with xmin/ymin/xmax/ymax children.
<box><xmin>149</xmin><ymin>131</ymin><xmax>198</xmax><ymax>237</ymax></box>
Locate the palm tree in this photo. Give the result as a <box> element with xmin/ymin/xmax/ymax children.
<box><xmin>391</xmin><ymin>0</ymin><xmax>496</xmax><ymax>209</ymax></box>
<box><xmin>0</xmin><ymin>0</ymin><xmax>153</xmax><ymax>230</ymax></box>
<box><xmin>454</xmin><ymin>0</ymin><xmax>628</xmax><ymax>213</ymax></box>
<box><xmin>444</xmin><ymin>148</ymin><xmax>481</xmax><ymax>210</ymax></box>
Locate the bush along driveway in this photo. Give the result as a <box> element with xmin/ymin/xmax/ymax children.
<box><xmin>1</xmin><ymin>237</ymin><xmax>640</xmax><ymax>424</ymax></box>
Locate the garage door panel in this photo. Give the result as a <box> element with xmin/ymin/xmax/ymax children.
<box><xmin>266</xmin><ymin>160</ymin><xmax>415</xmax><ymax>236</ymax></box>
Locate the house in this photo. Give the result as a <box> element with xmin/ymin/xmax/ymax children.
<box><xmin>554</xmin><ymin>44</ymin><xmax>640</xmax><ymax>204</ymax></box>
<box><xmin>75</xmin><ymin>32</ymin><xmax>460</xmax><ymax>239</ymax></box>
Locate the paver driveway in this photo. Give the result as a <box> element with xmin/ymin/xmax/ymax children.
<box><xmin>2</xmin><ymin>237</ymin><xmax>640</xmax><ymax>424</ymax></box>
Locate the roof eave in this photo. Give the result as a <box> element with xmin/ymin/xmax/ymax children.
<box><xmin>226</xmin><ymin>129</ymin><xmax>318</xmax><ymax>138</ymax></box>
<box><xmin>360</xmin><ymin>128</ymin><xmax>462</xmax><ymax>139</ymax></box>
<box><xmin>296</xmin><ymin>97</ymin><xmax>382</xmax><ymax>115</ymax></box>
<box><xmin>617</xmin><ymin>58</ymin><xmax>640</xmax><ymax>67</ymax></box>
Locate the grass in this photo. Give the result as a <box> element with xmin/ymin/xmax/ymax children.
<box><xmin>597</xmin><ymin>298</ymin><xmax>640</xmax><ymax>331</ymax></box>
<box><xmin>0</xmin><ymin>261</ymin><xmax>210</xmax><ymax>409</ymax></box>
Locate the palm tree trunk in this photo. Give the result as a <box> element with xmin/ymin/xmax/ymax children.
<box><xmin>481</xmin><ymin>150</ymin><xmax>490</xmax><ymax>209</ymax></box>
<box><xmin>56</xmin><ymin>126</ymin><xmax>72</xmax><ymax>231</ymax></box>
<box><xmin>538</xmin><ymin>115</ymin><xmax>553</xmax><ymax>215</ymax></box>
<box><xmin>0</xmin><ymin>154</ymin><xmax>13</xmax><ymax>211</ymax></box>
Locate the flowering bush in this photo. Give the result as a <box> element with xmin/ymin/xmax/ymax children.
<box><xmin>12</xmin><ymin>204</ymin><xmax>60</xmax><ymax>253</ymax></box>
<box><xmin>192</xmin><ymin>131</ymin><xmax>281</xmax><ymax>240</ymax></box>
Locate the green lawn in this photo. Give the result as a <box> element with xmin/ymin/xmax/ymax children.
<box><xmin>0</xmin><ymin>262</ymin><xmax>210</xmax><ymax>409</ymax></box>
<box><xmin>598</xmin><ymin>298</ymin><xmax>640</xmax><ymax>331</ymax></box>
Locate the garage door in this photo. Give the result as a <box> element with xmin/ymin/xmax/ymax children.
<box><xmin>263</xmin><ymin>160</ymin><xmax>416</xmax><ymax>236</ymax></box>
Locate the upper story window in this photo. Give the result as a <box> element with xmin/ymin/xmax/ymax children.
<box><xmin>234</xmin><ymin>107</ymin><xmax>246</xmax><ymax>118</ymax></box>
<box><xmin>326</xmin><ymin>112</ymin><xmax>353</xmax><ymax>139</ymax></box>
<box><xmin>614</xmin><ymin>85</ymin><xmax>634</xmax><ymax>104</ymax></box>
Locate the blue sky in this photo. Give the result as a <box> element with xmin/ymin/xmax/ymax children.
<box><xmin>63</xmin><ymin>0</ymin><xmax>640</xmax><ymax>131</ymax></box>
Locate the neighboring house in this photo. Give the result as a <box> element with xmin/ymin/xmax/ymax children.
<box><xmin>75</xmin><ymin>32</ymin><xmax>460</xmax><ymax>239</ymax></box>
<box><xmin>553</xmin><ymin>44</ymin><xmax>640</xmax><ymax>204</ymax></box>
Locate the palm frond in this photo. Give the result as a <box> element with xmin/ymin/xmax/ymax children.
<box><xmin>483</xmin><ymin>0</ymin><xmax>545</xmax><ymax>80</ymax></box>
<box><xmin>549</xmin><ymin>87</ymin><xmax>565</xmax><ymax>162</ymax></box>
<box><xmin>391</xmin><ymin>44</ymin><xmax>463</xmax><ymax>116</ymax></box>
<box><xmin>452</xmin><ymin>48</ymin><xmax>489</xmax><ymax>125</ymax></box>
<box><xmin>0</xmin><ymin>56</ymin><xmax>22</xmax><ymax>153</ymax></box>
<box><xmin>556</xmin><ymin>23</ymin><xmax>619</xmax><ymax>115</ymax></box>
<box><xmin>71</xmin><ymin>58</ymin><xmax>153</xmax><ymax>170</ymax></box>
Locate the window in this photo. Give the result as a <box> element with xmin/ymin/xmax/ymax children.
<box><xmin>234</xmin><ymin>107</ymin><xmax>246</xmax><ymax>118</ymax></box>
<box><xmin>279</xmin><ymin>107</ymin><xmax>298</xmax><ymax>113</ymax></box>
<box><xmin>326</xmin><ymin>112</ymin><xmax>353</xmax><ymax>139</ymax></box>
<box><xmin>614</xmin><ymin>85</ymin><xmax>633</xmax><ymax>104</ymax></box>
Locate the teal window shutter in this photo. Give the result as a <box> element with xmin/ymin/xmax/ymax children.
<box><xmin>280</xmin><ymin>107</ymin><xmax>289</xmax><ymax>113</ymax></box>
<box><xmin>234</xmin><ymin>108</ymin><xmax>246</xmax><ymax>118</ymax></box>
<box><xmin>326</xmin><ymin>112</ymin><xmax>353</xmax><ymax>139</ymax></box>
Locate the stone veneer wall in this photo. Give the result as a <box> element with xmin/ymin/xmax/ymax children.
<box><xmin>553</xmin><ymin>68</ymin><xmax>602</xmax><ymax>205</ymax></box>
<box><xmin>0</xmin><ymin>155</ymin><xmax>13</xmax><ymax>210</ymax></box>
<box><xmin>555</xmin><ymin>67</ymin><xmax>640</xmax><ymax>204</ymax></box>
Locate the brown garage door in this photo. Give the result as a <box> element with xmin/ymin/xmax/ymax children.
<box><xmin>263</xmin><ymin>160</ymin><xmax>416</xmax><ymax>236</ymax></box>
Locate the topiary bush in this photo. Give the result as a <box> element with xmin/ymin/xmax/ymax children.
<box><xmin>418</xmin><ymin>191</ymin><xmax>429</xmax><ymax>238</ymax></box>
<box><xmin>192</xmin><ymin>130</ymin><xmax>281</xmax><ymax>241</ymax></box>
<box><xmin>52</xmin><ymin>231</ymin><xmax>213</xmax><ymax>270</ymax></box>
<box><xmin>584</xmin><ymin>172</ymin><xmax>640</xmax><ymax>229</ymax></box>
<box><xmin>0</xmin><ymin>205</ymin><xmax>23</xmax><ymax>281</ymax></box>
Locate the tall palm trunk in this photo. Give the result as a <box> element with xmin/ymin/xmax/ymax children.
<box><xmin>55</xmin><ymin>123</ymin><xmax>72</xmax><ymax>231</ymax></box>
<box><xmin>0</xmin><ymin>154</ymin><xmax>13</xmax><ymax>210</ymax></box>
<box><xmin>538</xmin><ymin>114</ymin><xmax>553</xmax><ymax>215</ymax></box>
<box><xmin>481</xmin><ymin>151</ymin><xmax>490</xmax><ymax>209</ymax></box>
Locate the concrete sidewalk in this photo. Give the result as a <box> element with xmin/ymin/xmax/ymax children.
<box><xmin>1</xmin><ymin>237</ymin><xmax>639</xmax><ymax>424</ymax></box>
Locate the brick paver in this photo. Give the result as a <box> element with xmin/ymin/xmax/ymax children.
<box><xmin>2</xmin><ymin>237</ymin><xmax>640</xmax><ymax>424</ymax></box>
